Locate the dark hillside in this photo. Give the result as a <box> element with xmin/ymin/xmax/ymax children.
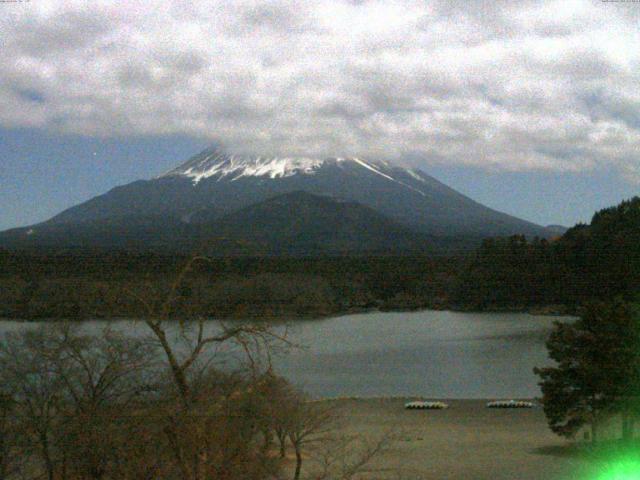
<box><xmin>453</xmin><ymin>197</ymin><xmax>640</xmax><ymax>311</ymax></box>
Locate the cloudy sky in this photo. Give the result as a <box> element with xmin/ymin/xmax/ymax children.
<box><xmin>1</xmin><ymin>0</ymin><xmax>639</xmax><ymax>230</ymax></box>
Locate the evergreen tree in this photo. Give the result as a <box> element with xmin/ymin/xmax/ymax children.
<box><xmin>534</xmin><ymin>299</ymin><xmax>640</xmax><ymax>442</ymax></box>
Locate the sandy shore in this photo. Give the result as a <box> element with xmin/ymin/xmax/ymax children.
<box><xmin>304</xmin><ymin>398</ymin><xmax>596</xmax><ymax>480</ymax></box>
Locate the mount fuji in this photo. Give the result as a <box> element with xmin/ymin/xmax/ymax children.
<box><xmin>0</xmin><ymin>146</ymin><xmax>553</xmax><ymax>253</ymax></box>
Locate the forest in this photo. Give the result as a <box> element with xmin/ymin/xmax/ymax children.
<box><xmin>0</xmin><ymin>197</ymin><xmax>638</xmax><ymax>321</ymax></box>
<box><xmin>453</xmin><ymin>196</ymin><xmax>640</xmax><ymax>310</ymax></box>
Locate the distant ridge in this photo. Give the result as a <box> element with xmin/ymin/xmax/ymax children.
<box><xmin>202</xmin><ymin>191</ymin><xmax>440</xmax><ymax>255</ymax></box>
<box><xmin>545</xmin><ymin>225</ymin><xmax>568</xmax><ymax>236</ymax></box>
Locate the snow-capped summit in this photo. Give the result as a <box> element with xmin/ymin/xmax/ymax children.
<box><xmin>160</xmin><ymin>147</ymin><xmax>432</xmax><ymax>197</ymax></box>
<box><xmin>161</xmin><ymin>148</ymin><xmax>330</xmax><ymax>183</ymax></box>
<box><xmin>2</xmin><ymin>145</ymin><xmax>553</xmax><ymax>249</ymax></box>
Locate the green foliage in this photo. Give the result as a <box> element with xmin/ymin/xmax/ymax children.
<box><xmin>534</xmin><ymin>299</ymin><xmax>640</xmax><ymax>440</ymax></box>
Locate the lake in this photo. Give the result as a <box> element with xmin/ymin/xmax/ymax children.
<box><xmin>0</xmin><ymin>310</ymin><xmax>573</xmax><ymax>399</ymax></box>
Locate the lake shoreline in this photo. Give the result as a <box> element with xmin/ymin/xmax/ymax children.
<box><xmin>0</xmin><ymin>303</ymin><xmax>575</xmax><ymax>323</ymax></box>
<box><xmin>310</xmin><ymin>395</ymin><xmax>539</xmax><ymax>402</ymax></box>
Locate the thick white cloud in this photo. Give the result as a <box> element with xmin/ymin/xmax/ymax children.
<box><xmin>1</xmin><ymin>0</ymin><xmax>639</xmax><ymax>180</ymax></box>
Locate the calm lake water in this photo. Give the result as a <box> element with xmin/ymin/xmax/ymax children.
<box><xmin>0</xmin><ymin>310</ymin><xmax>573</xmax><ymax>399</ymax></box>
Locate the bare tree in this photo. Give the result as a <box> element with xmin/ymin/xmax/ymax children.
<box><xmin>0</xmin><ymin>328</ymin><xmax>65</xmax><ymax>480</ymax></box>
<box><xmin>283</xmin><ymin>396</ymin><xmax>408</xmax><ymax>480</ymax></box>
<box><xmin>0</xmin><ymin>324</ymin><xmax>158</xmax><ymax>480</ymax></box>
<box><xmin>0</xmin><ymin>392</ymin><xmax>21</xmax><ymax>480</ymax></box>
<box><xmin>308</xmin><ymin>432</ymin><xmax>400</xmax><ymax>480</ymax></box>
<box><xmin>256</xmin><ymin>371</ymin><xmax>294</xmax><ymax>458</ymax></box>
<box><xmin>126</xmin><ymin>256</ymin><xmax>291</xmax><ymax>480</ymax></box>
<box><xmin>49</xmin><ymin>325</ymin><xmax>156</xmax><ymax>480</ymax></box>
<box><xmin>128</xmin><ymin>257</ymin><xmax>289</xmax><ymax>403</ymax></box>
<box><xmin>285</xmin><ymin>394</ymin><xmax>336</xmax><ymax>480</ymax></box>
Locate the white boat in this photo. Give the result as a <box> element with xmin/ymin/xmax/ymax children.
<box><xmin>404</xmin><ymin>401</ymin><xmax>449</xmax><ymax>410</ymax></box>
<box><xmin>486</xmin><ymin>400</ymin><xmax>534</xmax><ymax>409</ymax></box>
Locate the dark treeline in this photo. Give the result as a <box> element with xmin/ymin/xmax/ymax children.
<box><xmin>1</xmin><ymin>196</ymin><xmax>638</xmax><ymax>320</ymax></box>
<box><xmin>0</xmin><ymin>253</ymin><xmax>460</xmax><ymax>320</ymax></box>
<box><xmin>453</xmin><ymin>197</ymin><xmax>640</xmax><ymax>311</ymax></box>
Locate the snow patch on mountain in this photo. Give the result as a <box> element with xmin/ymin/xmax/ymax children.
<box><xmin>406</xmin><ymin>169</ymin><xmax>426</xmax><ymax>183</ymax></box>
<box><xmin>161</xmin><ymin>148</ymin><xmax>428</xmax><ymax>197</ymax></box>
<box><xmin>351</xmin><ymin>158</ymin><xmax>427</xmax><ymax>197</ymax></box>
<box><xmin>162</xmin><ymin>150</ymin><xmax>331</xmax><ymax>184</ymax></box>
<box><xmin>351</xmin><ymin>157</ymin><xmax>396</xmax><ymax>182</ymax></box>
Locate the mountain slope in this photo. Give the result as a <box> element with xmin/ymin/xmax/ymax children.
<box><xmin>200</xmin><ymin>191</ymin><xmax>435</xmax><ymax>255</ymax></box>
<box><xmin>0</xmin><ymin>192</ymin><xmax>443</xmax><ymax>255</ymax></box>
<box><xmin>40</xmin><ymin>146</ymin><xmax>550</xmax><ymax>239</ymax></box>
<box><xmin>0</xmin><ymin>215</ymin><xmax>192</xmax><ymax>251</ymax></box>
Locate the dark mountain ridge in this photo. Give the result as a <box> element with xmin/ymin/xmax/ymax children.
<box><xmin>0</xmin><ymin>192</ymin><xmax>452</xmax><ymax>255</ymax></box>
<box><xmin>197</xmin><ymin>191</ymin><xmax>437</xmax><ymax>255</ymax></box>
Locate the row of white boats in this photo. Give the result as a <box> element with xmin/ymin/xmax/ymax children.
<box><xmin>404</xmin><ymin>400</ymin><xmax>535</xmax><ymax>410</ymax></box>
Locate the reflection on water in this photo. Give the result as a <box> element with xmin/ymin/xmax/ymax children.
<box><xmin>0</xmin><ymin>310</ymin><xmax>574</xmax><ymax>399</ymax></box>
